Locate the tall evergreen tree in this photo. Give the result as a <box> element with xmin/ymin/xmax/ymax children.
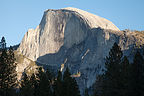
<box><xmin>0</xmin><ymin>37</ymin><xmax>17</xmax><ymax>96</ymax></box>
<box><xmin>0</xmin><ymin>36</ymin><xmax>6</xmax><ymax>50</ymax></box>
<box><xmin>63</xmin><ymin>67</ymin><xmax>80</xmax><ymax>96</ymax></box>
<box><xmin>0</xmin><ymin>45</ymin><xmax>9</xmax><ymax>96</ymax></box>
<box><xmin>93</xmin><ymin>43</ymin><xmax>144</xmax><ymax>96</ymax></box>
<box><xmin>19</xmin><ymin>73</ymin><xmax>34</xmax><ymax>96</ymax></box>
<box><xmin>35</xmin><ymin>67</ymin><xmax>51</xmax><ymax>96</ymax></box>
<box><xmin>99</xmin><ymin>42</ymin><xmax>123</xmax><ymax>96</ymax></box>
<box><xmin>84</xmin><ymin>88</ymin><xmax>89</xmax><ymax>96</ymax></box>
<box><xmin>93</xmin><ymin>75</ymin><xmax>104</xmax><ymax>96</ymax></box>
<box><xmin>7</xmin><ymin>46</ymin><xmax>17</xmax><ymax>88</ymax></box>
<box><xmin>104</xmin><ymin>42</ymin><xmax>122</xmax><ymax>96</ymax></box>
<box><xmin>119</xmin><ymin>56</ymin><xmax>131</xmax><ymax>96</ymax></box>
<box><xmin>72</xmin><ymin>78</ymin><xmax>81</xmax><ymax>96</ymax></box>
<box><xmin>53</xmin><ymin>71</ymin><xmax>63</xmax><ymax>96</ymax></box>
<box><xmin>46</xmin><ymin>69</ymin><xmax>53</xmax><ymax>82</ymax></box>
<box><xmin>130</xmin><ymin>51</ymin><xmax>144</xmax><ymax>96</ymax></box>
<box><xmin>30</xmin><ymin>73</ymin><xmax>38</xmax><ymax>96</ymax></box>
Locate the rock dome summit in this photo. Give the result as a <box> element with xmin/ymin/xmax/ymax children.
<box><xmin>62</xmin><ymin>7</ymin><xmax>120</xmax><ymax>31</ymax></box>
<box><xmin>18</xmin><ymin>7</ymin><xmax>120</xmax><ymax>61</ymax></box>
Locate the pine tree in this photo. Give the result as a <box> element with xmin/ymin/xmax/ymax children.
<box><xmin>130</xmin><ymin>51</ymin><xmax>144</xmax><ymax>96</ymax></box>
<box><xmin>35</xmin><ymin>67</ymin><xmax>51</xmax><ymax>96</ymax></box>
<box><xmin>84</xmin><ymin>88</ymin><xmax>89</xmax><ymax>96</ymax></box>
<box><xmin>0</xmin><ymin>36</ymin><xmax>6</xmax><ymax>50</ymax></box>
<box><xmin>19</xmin><ymin>73</ymin><xmax>34</xmax><ymax>96</ymax></box>
<box><xmin>63</xmin><ymin>67</ymin><xmax>73</xmax><ymax>96</ymax></box>
<box><xmin>30</xmin><ymin>73</ymin><xmax>38</xmax><ymax>96</ymax></box>
<box><xmin>71</xmin><ymin>78</ymin><xmax>81</xmax><ymax>96</ymax></box>
<box><xmin>93</xmin><ymin>75</ymin><xmax>104</xmax><ymax>96</ymax></box>
<box><xmin>93</xmin><ymin>44</ymin><xmax>144</xmax><ymax>96</ymax></box>
<box><xmin>0</xmin><ymin>46</ymin><xmax>9</xmax><ymax>96</ymax></box>
<box><xmin>7</xmin><ymin>46</ymin><xmax>17</xmax><ymax>89</ymax></box>
<box><xmin>120</xmin><ymin>56</ymin><xmax>131</xmax><ymax>96</ymax></box>
<box><xmin>101</xmin><ymin>42</ymin><xmax>123</xmax><ymax>96</ymax></box>
<box><xmin>46</xmin><ymin>69</ymin><xmax>53</xmax><ymax>82</ymax></box>
<box><xmin>53</xmin><ymin>71</ymin><xmax>63</xmax><ymax>96</ymax></box>
<box><xmin>63</xmin><ymin>67</ymin><xmax>80</xmax><ymax>96</ymax></box>
<box><xmin>0</xmin><ymin>37</ymin><xmax>17</xmax><ymax>96</ymax></box>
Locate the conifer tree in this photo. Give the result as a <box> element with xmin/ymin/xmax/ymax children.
<box><xmin>0</xmin><ymin>37</ymin><xmax>17</xmax><ymax>96</ymax></box>
<box><xmin>84</xmin><ymin>88</ymin><xmax>89</xmax><ymax>96</ymax></box>
<box><xmin>120</xmin><ymin>56</ymin><xmax>131</xmax><ymax>96</ymax></box>
<box><xmin>130</xmin><ymin>51</ymin><xmax>144</xmax><ymax>96</ymax></box>
<box><xmin>93</xmin><ymin>44</ymin><xmax>144</xmax><ymax>96</ymax></box>
<box><xmin>46</xmin><ymin>69</ymin><xmax>53</xmax><ymax>82</ymax></box>
<box><xmin>19</xmin><ymin>73</ymin><xmax>34</xmax><ymax>96</ymax></box>
<box><xmin>93</xmin><ymin>75</ymin><xmax>104</xmax><ymax>96</ymax></box>
<box><xmin>0</xmin><ymin>45</ymin><xmax>9</xmax><ymax>96</ymax></box>
<box><xmin>7</xmin><ymin>46</ymin><xmax>17</xmax><ymax>88</ymax></box>
<box><xmin>0</xmin><ymin>36</ymin><xmax>6</xmax><ymax>50</ymax></box>
<box><xmin>35</xmin><ymin>67</ymin><xmax>51</xmax><ymax>96</ymax></box>
<box><xmin>63</xmin><ymin>67</ymin><xmax>80</xmax><ymax>96</ymax></box>
<box><xmin>30</xmin><ymin>73</ymin><xmax>38</xmax><ymax>96</ymax></box>
<box><xmin>53</xmin><ymin>71</ymin><xmax>63</xmax><ymax>96</ymax></box>
<box><xmin>101</xmin><ymin>42</ymin><xmax>123</xmax><ymax>96</ymax></box>
<box><xmin>63</xmin><ymin>67</ymin><xmax>73</xmax><ymax>96</ymax></box>
<box><xmin>71</xmin><ymin>78</ymin><xmax>81</xmax><ymax>96</ymax></box>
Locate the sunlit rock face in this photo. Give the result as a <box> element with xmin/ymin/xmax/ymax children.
<box><xmin>63</xmin><ymin>7</ymin><xmax>120</xmax><ymax>31</ymax></box>
<box><xmin>18</xmin><ymin>7</ymin><xmax>144</xmax><ymax>94</ymax></box>
<box><xmin>18</xmin><ymin>7</ymin><xmax>119</xmax><ymax>61</ymax></box>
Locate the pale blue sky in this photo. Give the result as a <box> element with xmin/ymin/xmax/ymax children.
<box><xmin>0</xmin><ymin>0</ymin><xmax>144</xmax><ymax>46</ymax></box>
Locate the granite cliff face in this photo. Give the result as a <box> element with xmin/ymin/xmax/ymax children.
<box><xmin>18</xmin><ymin>7</ymin><xmax>119</xmax><ymax>61</ymax></box>
<box><xmin>17</xmin><ymin>7</ymin><xmax>144</xmax><ymax>94</ymax></box>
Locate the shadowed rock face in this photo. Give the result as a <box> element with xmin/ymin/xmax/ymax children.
<box><xmin>17</xmin><ymin>7</ymin><xmax>144</xmax><ymax>94</ymax></box>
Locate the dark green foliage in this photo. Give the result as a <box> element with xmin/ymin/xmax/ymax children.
<box><xmin>63</xmin><ymin>67</ymin><xmax>81</xmax><ymax>96</ymax></box>
<box><xmin>53</xmin><ymin>71</ymin><xmax>63</xmax><ymax>96</ymax></box>
<box><xmin>19</xmin><ymin>73</ymin><xmax>34</xmax><ymax>96</ymax></box>
<box><xmin>7</xmin><ymin>46</ymin><xmax>17</xmax><ymax>89</ymax></box>
<box><xmin>53</xmin><ymin>67</ymin><xmax>81</xmax><ymax>96</ymax></box>
<box><xmin>102</xmin><ymin>42</ymin><xmax>123</xmax><ymax>96</ymax></box>
<box><xmin>70</xmin><ymin>78</ymin><xmax>81</xmax><ymax>96</ymax></box>
<box><xmin>93</xmin><ymin>43</ymin><xmax>144</xmax><ymax>96</ymax></box>
<box><xmin>30</xmin><ymin>73</ymin><xmax>38</xmax><ymax>96</ymax></box>
<box><xmin>19</xmin><ymin>68</ymin><xmax>52</xmax><ymax>96</ymax></box>
<box><xmin>119</xmin><ymin>56</ymin><xmax>131</xmax><ymax>96</ymax></box>
<box><xmin>19</xmin><ymin>67</ymin><xmax>81</xmax><ymax>96</ymax></box>
<box><xmin>0</xmin><ymin>48</ymin><xmax>9</xmax><ymax>96</ymax></box>
<box><xmin>0</xmin><ymin>36</ymin><xmax>79</xmax><ymax>96</ymax></box>
<box><xmin>46</xmin><ymin>68</ymin><xmax>53</xmax><ymax>82</ymax></box>
<box><xmin>93</xmin><ymin>75</ymin><xmax>104</xmax><ymax>96</ymax></box>
<box><xmin>130</xmin><ymin>51</ymin><xmax>144</xmax><ymax>96</ymax></box>
<box><xmin>93</xmin><ymin>43</ymin><xmax>131</xmax><ymax>96</ymax></box>
<box><xmin>84</xmin><ymin>88</ymin><xmax>89</xmax><ymax>96</ymax></box>
<box><xmin>35</xmin><ymin>67</ymin><xmax>52</xmax><ymax>96</ymax></box>
<box><xmin>0</xmin><ymin>36</ymin><xmax>6</xmax><ymax>50</ymax></box>
<box><xmin>0</xmin><ymin>37</ymin><xmax>17</xmax><ymax>96</ymax></box>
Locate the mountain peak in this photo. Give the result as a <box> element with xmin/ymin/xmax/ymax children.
<box><xmin>45</xmin><ymin>7</ymin><xmax>120</xmax><ymax>31</ymax></box>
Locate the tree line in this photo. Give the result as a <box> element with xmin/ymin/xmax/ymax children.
<box><xmin>93</xmin><ymin>43</ymin><xmax>144</xmax><ymax>96</ymax></box>
<box><xmin>18</xmin><ymin>67</ymin><xmax>81</xmax><ymax>96</ymax></box>
<box><xmin>0</xmin><ymin>37</ymin><xmax>81</xmax><ymax>96</ymax></box>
